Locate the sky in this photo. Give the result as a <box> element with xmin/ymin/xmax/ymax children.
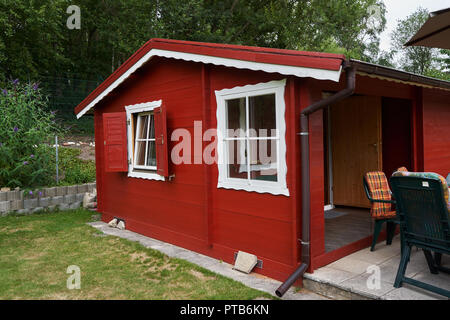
<box><xmin>379</xmin><ymin>0</ymin><xmax>450</xmax><ymax>51</ymax></box>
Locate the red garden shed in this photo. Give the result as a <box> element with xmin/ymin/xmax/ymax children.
<box><xmin>75</xmin><ymin>38</ymin><xmax>450</xmax><ymax>289</ymax></box>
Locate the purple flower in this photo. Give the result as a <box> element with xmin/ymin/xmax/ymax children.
<box><xmin>32</xmin><ymin>83</ymin><xmax>39</xmax><ymax>90</ymax></box>
<box><xmin>38</xmin><ymin>191</ymin><xmax>42</xmax><ymax>197</ymax></box>
<box><xmin>29</xmin><ymin>191</ymin><xmax>33</xmax><ymax>195</ymax></box>
<box><xmin>1</xmin><ymin>88</ymin><xmax>7</xmax><ymax>96</ymax></box>
<box><xmin>30</xmin><ymin>154</ymin><xmax>34</xmax><ymax>158</ymax></box>
<box><xmin>51</xmin><ymin>110</ymin><xmax>57</xmax><ymax>115</ymax></box>
<box><xmin>13</xmin><ymin>127</ymin><xmax>18</xmax><ymax>132</ymax></box>
<box><xmin>12</xmin><ymin>79</ymin><xmax>19</xmax><ymax>86</ymax></box>
<box><xmin>23</xmin><ymin>161</ymin><xmax>28</xmax><ymax>165</ymax></box>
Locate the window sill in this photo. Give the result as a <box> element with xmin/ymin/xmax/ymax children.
<box><xmin>217</xmin><ymin>181</ymin><xmax>289</xmax><ymax>196</ymax></box>
<box><xmin>128</xmin><ymin>170</ymin><xmax>165</xmax><ymax>181</ymax></box>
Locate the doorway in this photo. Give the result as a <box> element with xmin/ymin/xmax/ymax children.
<box><xmin>323</xmin><ymin>95</ymin><xmax>412</xmax><ymax>253</ymax></box>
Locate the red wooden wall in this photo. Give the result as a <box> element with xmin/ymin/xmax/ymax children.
<box><xmin>93</xmin><ymin>56</ymin><xmax>449</xmax><ymax>280</ymax></box>
<box><xmin>302</xmin><ymin>74</ymin><xmax>447</xmax><ymax>270</ymax></box>
<box><xmin>422</xmin><ymin>88</ymin><xmax>450</xmax><ymax>177</ymax></box>
<box><xmin>94</xmin><ymin>57</ymin><xmax>301</xmax><ymax>281</ymax></box>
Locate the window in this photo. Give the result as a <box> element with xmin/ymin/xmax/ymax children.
<box><xmin>133</xmin><ymin>112</ymin><xmax>156</xmax><ymax>170</ymax></box>
<box><xmin>125</xmin><ymin>100</ymin><xmax>165</xmax><ymax>181</ymax></box>
<box><xmin>215</xmin><ymin>79</ymin><xmax>289</xmax><ymax>196</ymax></box>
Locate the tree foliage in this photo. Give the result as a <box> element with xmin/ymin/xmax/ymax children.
<box><xmin>390</xmin><ymin>7</ymin><xmax>437</xmax><ymax>75</ymax></box>
<box><xmin>0</xmin><ymin>0</ymin><xmax>387</xmax><ymax>83</ymax></box>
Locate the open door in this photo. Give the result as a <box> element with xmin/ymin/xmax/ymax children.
<box><xmin>330</xmin><ymin>96</ymin><xmax>382</xmax><ymax>208</ymax></box>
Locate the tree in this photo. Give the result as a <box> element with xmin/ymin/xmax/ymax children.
<box><xmin>153</xmin><ymin>0</ymin><xmax>386</xmax><ymax>61</ymax></box>
<box><xmin>0</xmin><ymin>0</ymin><xmax>387</xmax><ymax>82</ymax></box>
<box><xmin>425</xmin><ymin>48</ymin><xmax>450</xmax><ymax>80</ymax></box>
<box><xmin>0</xmin><ymin>0</ymin><xmax>68</xmax><ymax>82</ymax></box>
<box><xmin>390</xmin><ymin>8</ymin><xmax>437</xmax><ymax>75</ymax></box>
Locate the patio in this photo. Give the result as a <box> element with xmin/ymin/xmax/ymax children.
<box><xmin>304</xmin><ymin>236</ymin><xmax>450</xmax><ymax>300</ymax></box>
<box><xmin>324</xmin><ymin>206</ymin><xmax>372</xmax><ymax>252</ymax></box>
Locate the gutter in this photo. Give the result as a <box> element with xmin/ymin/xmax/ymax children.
<box><xmin>275</xmin><ymin>62</ymin><xmax>356</xmax><ymax>297</ymax></box>
<box><xmin>351</xmin><ymin>59</ymin><xmax>450</xmax><ymax>91</ymax></box>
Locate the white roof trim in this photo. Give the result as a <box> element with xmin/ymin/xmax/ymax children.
<box><xmin>76</xmin><ymin>49</ymin><xmax>342</xmax><ymax>118</ymax></box>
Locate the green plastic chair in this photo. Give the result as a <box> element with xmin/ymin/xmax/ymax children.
<box><xmin>390</xmin><ymin>175</ymin><xmax>450</xmax><ymax>298</ymax></box>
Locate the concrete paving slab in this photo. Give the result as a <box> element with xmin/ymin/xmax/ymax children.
<box><xmin>383</xmin><ymin>285</ymin><xmax>446</xmax><ymax>300</ymax></box>
<box><xmin>338</xmin><ymin>272</ymin><xmax>396</xmax><ymax>299</ymax></box>
<box><xmin>304</xmin><ymin>237</ymin><xmax>450</xmax><ymax>300</ymax></box>
<box><xmin>345</xmin><ymin>244</ymin><xmax>400</xmax><ymax>265</ymax></box>
<box><xmin>411</xmin><ymin>271</ymin><xmax>450</xmax><ymax>291</ymax></box>
<box><xmin>306</xmin><ymin>266</ymin><xmax>358</xmax><ymax>284</ymax></box>
<box><xmin>326</xmin><ymin>257</ymin><xmax>374</xmax><ymax>274</ymax></box>
<box><xmin>87</xmin><ymin>221</ymin><xmax>327</xmax><ymax>300</ymax></box>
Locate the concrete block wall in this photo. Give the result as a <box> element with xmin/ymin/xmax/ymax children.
<box><xmin>0</xmin><ymin>182</ymin><xmax>96</xmax><ymax>216</ymax></box>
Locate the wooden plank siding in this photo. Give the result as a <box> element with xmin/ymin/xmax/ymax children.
<box><xmin>422</xmin><ymin>88</ymin><xmax>450</xmax><ymax>176</ymax></box>
<box><xmin>93</xmin><ymin>55</ymin><xmax>449</xmax><ymax>280</ymax></box>
<box><xmin>95</xmin><ymin>58</ymin><xmax>300</xmax><ymax>282</ymax></box>
<box><xmin>208</xmin><ymin>65</ymin><xmax>296</xmax><ymax>274</ymax></box>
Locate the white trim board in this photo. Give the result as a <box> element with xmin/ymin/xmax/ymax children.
<box><xmin>76</xmin><ymin>49</ymin><xmax>342</xmax><ymax>118</ymax></box>
<box><xmin>215</xmin><ymin>79</ymin><xmax>289</xmax><ymax>196</ymax></box>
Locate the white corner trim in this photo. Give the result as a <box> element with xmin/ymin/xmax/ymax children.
<box><xmin>125</xmin><ymin>100</ymin><xmax>164</xmax><ymax>181</ymax></box>
<box><xmin>215</xmin><ymin>79</ymin><xmax>289</xmax><ymax>197</ymax></box>
<box><xmin>76</xmin><ymin>49</ymin><xmax>342</xmax><ymax>118</ymax></box>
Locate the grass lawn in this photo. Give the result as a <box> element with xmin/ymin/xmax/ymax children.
<box><xmin>0</xmin><ymin>209</ymin><xmax>274</xmax><ymax>300</ymax></box>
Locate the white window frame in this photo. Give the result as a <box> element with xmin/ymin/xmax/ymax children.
<box><xmin>215</xmin><ymin>79</ymin><xmax>289</xmax><ymax>196</ymax></box>
<box><xmin>125</xmin><ymin>100</ymin><xmax>165</xmax><ymax>181</ymax></box>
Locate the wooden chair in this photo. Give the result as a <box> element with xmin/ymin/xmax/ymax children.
<box><xmin>363</xmin><ymin>171</ymin><xmax>398</xmax><ymax>251</ymax></box>
<box><xmin>390</xmin><ymin>173</ymin><xmax>450</xmax><ymax>298</ymax></box>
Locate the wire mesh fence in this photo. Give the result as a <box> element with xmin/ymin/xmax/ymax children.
<box><xmin>37</xmin><ymin>73</ymin><xmax>103</xmax><ymax>120</ymax></box>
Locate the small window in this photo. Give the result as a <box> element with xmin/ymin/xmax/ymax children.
<box><xmin>215</xmin><ymin>79</ymin><xmax>289</xmax><ymax>196</ymax></box>
<box><xmin>133</xmin><ymin>112</ymin><xmax>156</xmax><ymax>170</ymax></box>
<box><xmin>125</xmin><ymin>100</ymin><xmax>165</xmax><ymax>181</ymax></box>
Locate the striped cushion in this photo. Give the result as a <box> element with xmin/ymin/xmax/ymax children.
<box><xmin>365</xmin><ymin>171</ymin><xmax>395</xmax><ymax>219</ymax></box>
<box><xmin>392</xmin><ymin>171</ymin><xmax>450</xmax><ymax>214</ymax></box>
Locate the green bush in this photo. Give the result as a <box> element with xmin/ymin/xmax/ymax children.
<box><xmin>51</xmin><ymin>148</ymin><xmax>96</xmax><ymax>185</ymax></box>
<box><xmin>0</xmin><ymin>80</ymin><xmax>62</xmax><ymax>188</ymax></box>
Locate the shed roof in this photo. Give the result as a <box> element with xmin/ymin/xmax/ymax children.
<box><xmin>75</xmin><ymin>38</ymin><xmax>450</xmax><ymax>118</ymax></box>
<box><xmin>74</xmin><ymin>38</ymin><xmax>345</xmax><ymax>118</ymax></box>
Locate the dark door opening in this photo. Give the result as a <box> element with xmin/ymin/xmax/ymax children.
<box><xmin>382</xmin><ymin>97</ymin><xmax>413</xmax><ymax>176</ymax></box>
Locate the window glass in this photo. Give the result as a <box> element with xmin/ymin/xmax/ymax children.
<box><xmin>146</xmin><ymin>141</ymin><xmax>156</xmax><ymax>167</ymax></box>
<box><xmin>135</xmin><ymin>141</ymin><xmax>146</xmax><ymax>166</ymax></box>
<box><xmin>249</xmin><ymin>94</ymin><xmax>276</xmax><ymax>138</ymax></box>
<box><xmin>249</xmin><ymin>138</ymin><xmax>278</xmax><ymax>182</ymax></box>
<box><xmin>227</xmin><ymin>140</ymin><xmax>247</xmax><ymax>179</ymax></box>
<box><xmin>134</xmin><ymin>113</ymin><xmax>156</xmax><ymax>169</ymax></box>
<box><xmin>226</xmin><ymin>97</ymin><xmax>246</xmax><ymax>137</ymax></box>
<box><xmin>137</xmin><ymin>115</ymin><xmax>149</xmax><ymax>139</ymax></box>
<box><xmin>225</xmin><ymin>93</ymin><xmax>277</xmax><ymax>181</ymax></box>
<box><xmin>148</xmin><ymin>115</ymin><xmax>155</xmax><ymax>139</ymax></box>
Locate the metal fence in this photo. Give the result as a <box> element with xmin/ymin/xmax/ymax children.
<box><xmin>37</xmin><ymin>74</ymin><xmax>103</xmax><ymax>118</ymax></box>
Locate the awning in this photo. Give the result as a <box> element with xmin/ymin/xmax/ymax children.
<box><xmin>405</xmin><ymin>8</ymin><xmax>450</xmax><ymax>49</ymax></box>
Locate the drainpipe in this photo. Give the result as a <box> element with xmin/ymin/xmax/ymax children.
<box><xmin>275</xmin><ymin>63</ymin><xmax>356</xmax><ymax>297</ymax></box>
